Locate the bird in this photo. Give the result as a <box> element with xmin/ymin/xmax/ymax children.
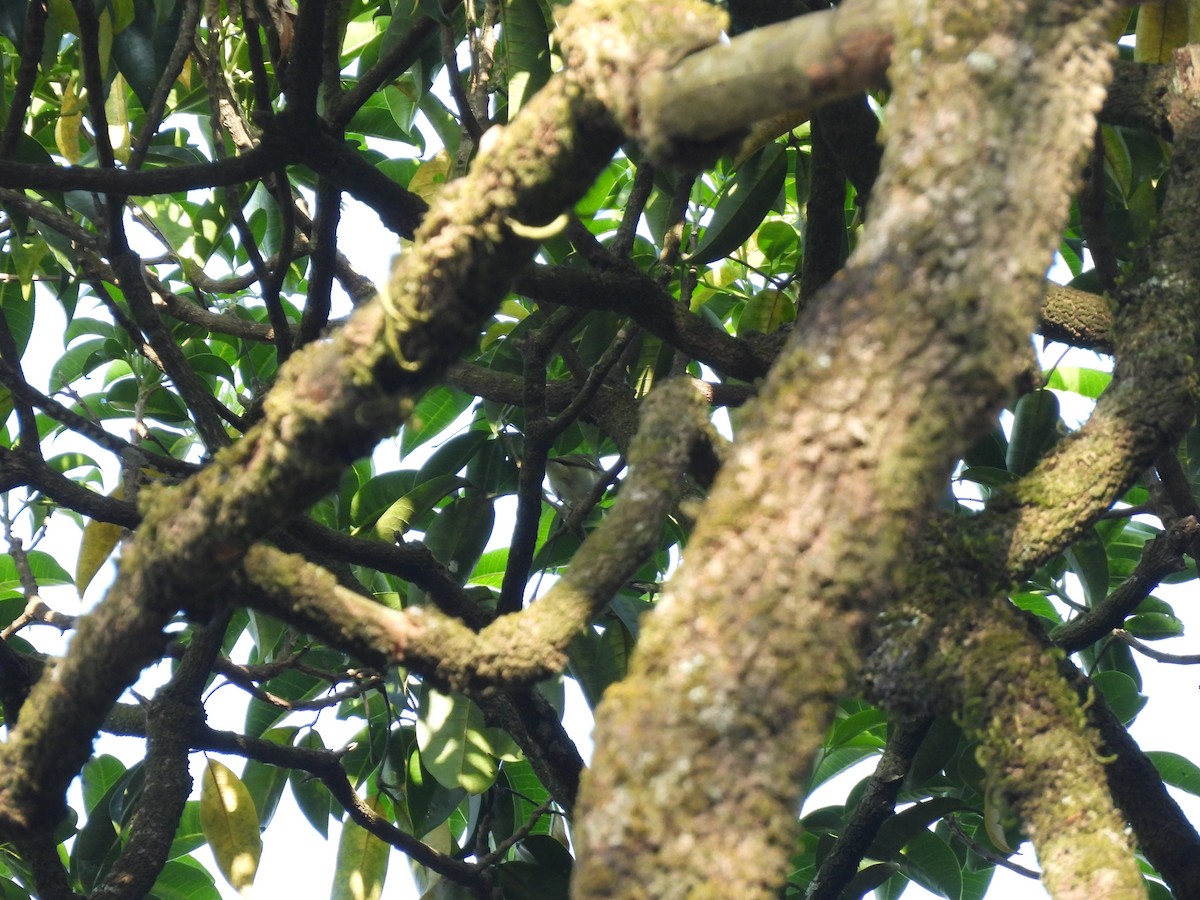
<box><xmin>545</xmin><ymin>454</ymin><xmax>605</xmax><ymax>507</ymax></box>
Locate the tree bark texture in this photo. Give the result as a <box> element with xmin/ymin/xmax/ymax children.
<box><xmin>573</xmin><ymin>2</ymin><xmax>1120</xmax><ymax>897</ymax></box>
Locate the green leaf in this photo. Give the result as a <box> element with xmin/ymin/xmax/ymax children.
<box><xmin>1128</xmin><ymin>176</ymin><xmax>1159</xmax><ymax>245</ymax></box>
<box><xmin>330</xmin><ymin>796</ymin><xmax>391</xmax><ymax>900</ymax></box>
<box><xmin>829</xmin><ymin>707</ymin><xmax>888</xmax><ymax>749</ymax></box>
<box><xmin>496</xmin><ymin>859</ymin><xmax>570</xmax><ymax>900</ymax></box>
<box><xmin>423</xmin><ymin>494</ymin><xmax>495</xmax><ymax>583</ymax></box>
<box><xmin>1092</xmin><ymin>670</ymin><xmax>1147</xmax><ymax>726</ymax></box>
<box><xmin>291</xmin><ymin>732</ymin><xmax>332</xmax><ymax>838</ymax></box>
<box><xmin>1123</xmin><ymin>611</ymin><xmax>1184</xmax><ymax>640</ymax></box>
<box><xmin>568</xmin><ymin>621</ymin><xmax>633</xmax><ymax>709</ymax></box>
<box><xmin>807</xmin><ymin>745</ymin><xmax>878</xmax><ymax>792</ymax></box>
<box><xmin>1010</xmin><ymin>590</ymin><xmax>1062</xmax><ymax>627</ymax></box>
<box><xmin>110</xmin><ymin>0</ymin><xmax>182</xmax><ymax>106</ymax></box>
<box><xmin>896</xmin><ymin>829</ymin><xmax>964</xmax><ymax>900</ymax></box>
<box><xmin>372</xmin><ymin>474</ymin><xmax>467</xmax><ymax>540</ymax></box>
<box><xmin>1045</xmin><ymin>366</ymin><xmax>1112</xmax><ymax>399</ymax></box>
<box><xmin>166</xmin><ymin>801</ymin><xmax>207</xmax><ymax>860</ymax></box>
<box><xmin>415</xmin><ymin>687</ymin><xmax>498</xmax><ymax>794</ymax></box>
<box><xmin>491</xmin><ymin>761</ymin><xmax>552</xmax><ymax>843</ymax></box>
<box><xmin>405</xmin><ymin>748</ymin><xmax>467</xmax><ymax>838</ymax></box>
<box><xmin>0</xmin><ymin>281</ymin><xmax>34</xmax><ymax>359</ymax></box>
<box><xmin>737</xmin><ymin>288</ymin><xmax>795</xmax><ymax>336</ymax></box>
<box><xmin>907</xmin><ymin>717</ymin><xmax>966</xmax><ymax>788</ymax></box>
<box><xmin>838</xmin><ymin>862</ymin><xmax>898</xmax><ymax>899</ymax></box>
<box><xmin>960</xmin><ymin>865</ymin><xmax>994</xmax><ymax>900</ymax></box>
<box><xmin>422</xmin><ymin>431</ymin><xmax>490</xmax><ymax>479</ymax></box>
<box><xmin>501</xmin><ymin>0</ymin><xmax>552</xmax><ymax>116</ymax></box>
<box><xmin>1006</xmin><ymin>389</ymin><xmax>1060</xmax><ymax>475</ymax></box>
<box><xmin>687</xmin><ymin>143</ymin><xmax>788</xmax><ymax>265</ymax></box>
<box><xmin>49</xmin><ymin>338</ymin><xmax>107</xmax><ymax>393</ymax></box>
<box><xmin>148</xmin><ymin>858</ymin><xmax>221</xmax><ymax>900</ymax></box>
<box><xmin>0</xmin><ymin>550</ymin><xmax>74</xmax><ymax>594</ymax></box>
<box><xmin>1064</xmin><ymin>528</ymin><xmax>1109</xmax><ymax>608</ymax></box>
<box><xmin>81</xmin><ymin>754</ymin><xmax>127</xmax><ymax>815</ymax></box>
<box><xmin>1101</xmin><ymin>124</ymin><xmax>1132</xmax><ymax>200</ymax></box>
<box><xmin>350</xmin><ymin>470</ymin><xmax>418</xmax><ymax>530</ymax></box>
<box><xmin>245</xmin><ymin>667</ymin><xmax>325</xmax><ymax>736</ymax></box>
<box><xmin>756</xmin><ymin>220</ymin><xmax>800</xmax><ymax>262</ymax></box>
<box><xmin>465</xmin><ymin>438</ymin><xmax>519</xmax><ymax>495</ymax></box>
<box><xmin>1146</xmin><ymin>751</ymin><xmax>1200</xmax><ymax>797</ymax></box>
<box><xmin>70</xmin><ymin>781</ymin><xmax>122</xmax><ymax>891</ymax></box>
<box><xmin>401</xmin><ymin>387</ymin><xmax>473</xmax><ymax>455</ymax></box>
<box><xmin>869</xmin><ymin>798</ymin><xmax>970</xmax><ymax>860</ymax></box>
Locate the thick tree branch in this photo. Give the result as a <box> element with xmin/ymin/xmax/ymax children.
<box><xmin>92</xmin><ymin>613</ymin><xmax>229</xmax><ymax>900</ymax></box>
<box><xmin>237</xmin><ymin>380</ymin><xmax>712</xmax><ymax>693</ymax></box>
<box><xmin>1041</xmin><ymin>282</ymin><xmax>1114</xmax><ymax>353</ymax></box>
<box><xmin>575</xmin><ymin>3</ymin><xmax>1121</xmax><ymax>896</ymax></box>
<box><xmin>636</xmin><ymin>0</ymin><xmax>894</xmax><ymax>161</ymax></box>
<box><xmin>866</xmin><ymin>45</ymin><xmax>1200</xmax><ymax>900</ymax></box>
<box><xmin>1064</xmin><ymin>662</ymin><xmax>1200</xmax><ymax>896</ymax></box>
<box><xmin>867</xmin><ymin>591</ymin><xmax>1144</xmax><ymax>900</ymax></box>
<box><xmin>0</xmin><ymin>0</ymin><xmax>698</xmax><ymax>840</ymax></box>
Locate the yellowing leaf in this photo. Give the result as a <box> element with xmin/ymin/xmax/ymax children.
<box><xmin>738</xmin><ymin>288</ymin><xmax>796</xmax><ymax>337</ymax></box>
<box><xmin>1135</xmin><ymin>0</ymin><xmax>1189</xmax><ymax>63</ymax></box>
<box><xmin>178</xmin><ymin>55</ymin><xmax>194</xmax><ymax>91</ymax></box>
<box><xmin>105</xmin><ymin>73</ymin><xmax>131</xmax><ymax>164</ymax></box>
<box><xmin>55</xmin><ymin>76</ymin><xmax>84</xmax><ymax>164</ymax></box>
<box><xmin>76</xmin><ymin>482</ymin><xmax>126</xmax><ymax>597</ymax></box>
<box><xmin>200</xmin><ymin>759</ymin><xmax>262</xmax><ymax>896</ymax></box>
<box><xmin>330</xmin><ymin>794</ymin><xmax>390</xmax><ymax>900</ymax></box>
<box><xmin>408</xmin><ymin>151</ymin><xmax>450</xmax><ymax>202</ymax></box>
<box><xmin>1105</xmin><ymin>7</ymin><xmax>1132</xmax><ymax>43</ymax></box>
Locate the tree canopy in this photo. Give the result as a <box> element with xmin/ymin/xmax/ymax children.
<box><xmin>0</xmin><ymin>0</ymin><xmax>1198</xmax><ymax>898</ymax></box>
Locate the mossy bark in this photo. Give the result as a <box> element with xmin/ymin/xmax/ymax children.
<box><xmin>573</xmin><ymin>2</ymin><xmax>1118</xmax><ymax>897</ymax></box>
<box><xmin>866</xmin><ymin>45</ymin><xmax>1200</xmax><ymax>900</ymax></box>
<box><xmin>0</xmin><ymin>0</ymin><xmax>650</xmax><ymax>840</ymax></box>
<box><xmin>869</xmin><ymin>584</ymin><xmax>1146</xmax><ymax>898</ymax></box>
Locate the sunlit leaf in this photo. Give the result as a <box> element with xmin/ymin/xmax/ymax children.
<box><xmin>148</xmin><ymin>858</ymin><xmax>222</xmax><ymax>900</ymax></box>
<box><xmin>372</xmin><ymin>474</ymin><xmax>468</xmax><ymax>540</ymax></box>
<box><xmin>1135</xmin><ymin>0</ymin><xmax>1189</xmax><ymax>63</ymax></box>
<box><xmin>330</xmin><ymin>795</ymin><xmax>390</xmax><ymax>900</ymax></box>
<box><xmin>199</xmin><ymin>759</ymin><xmax>262</xmax><ymax>896</ymax></box>
<box><xmin>501</xmin><ymin>0</ymin><xmax>552</xmax><ymax>116</ymax></box>
<box><xmin>401</xmin><ymin>386</ymin><xmax>473</xmax><ymax>455</ymax></box>
<box><xmin>415</xmin><ymin>687</ymin><xmax>498</xmax><ymax>794</ymax></box>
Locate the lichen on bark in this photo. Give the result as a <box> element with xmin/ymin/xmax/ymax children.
<box><xmin>572</xmin><ymin>2</ymin><xmax>1120</xmax><ymax>897</ymax></box>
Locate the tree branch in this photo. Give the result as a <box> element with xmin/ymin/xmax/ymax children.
<box><xmin>0</xmin><ymin>0</ymin><xmax>632</xmax><ymax>838</ymax></box>
<box><xmin>575</xmin><ymin>3</ymin><xmax>1122</xmax><ymax>895</ymax></box>
<box><xmin>237</xmin><ymin>379</ymin><xmax>712</xmax><ymax>693</ymax></box>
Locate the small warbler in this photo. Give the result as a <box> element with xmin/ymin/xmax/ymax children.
<box><xmin>545</xmin><ymin>454</ymin><xmax>604</xmax><ymax>506</ymax></box>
